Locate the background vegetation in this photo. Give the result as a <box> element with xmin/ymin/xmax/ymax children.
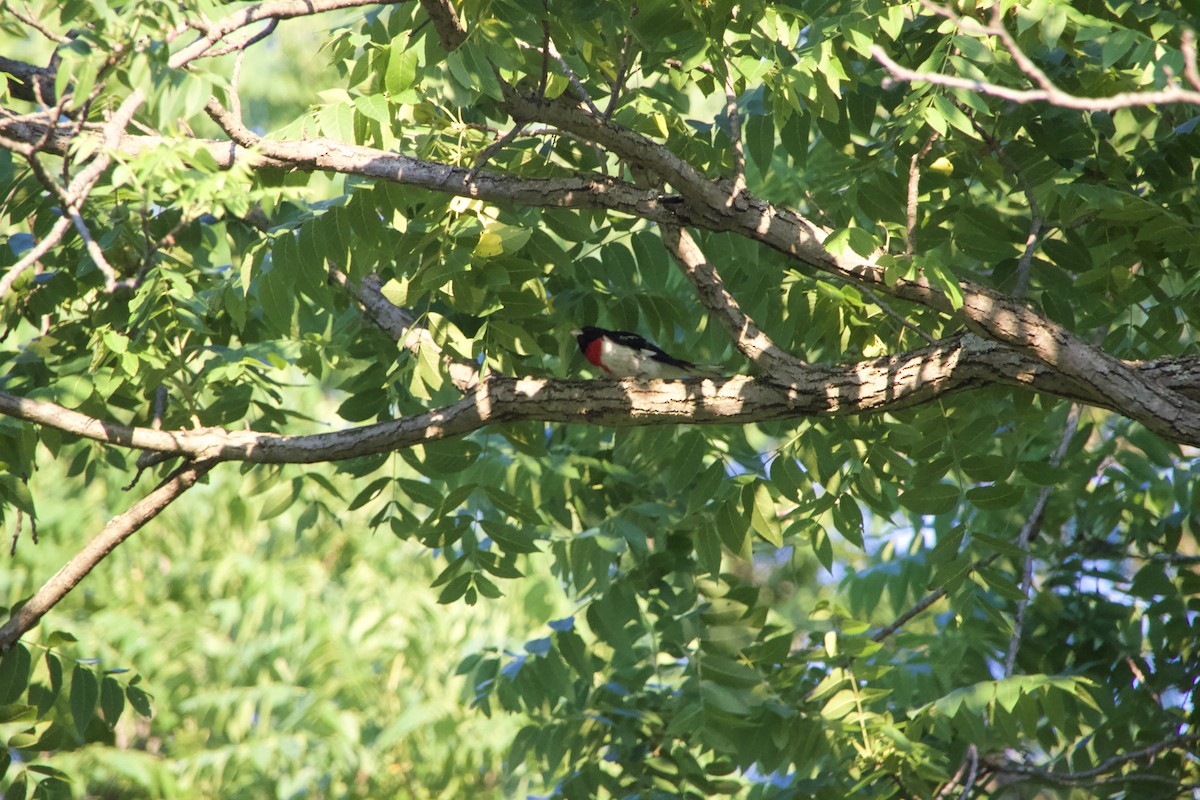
<box><xmin>1</xmin><ymin>0</ymin><xmax>1198</xmax><ymax>797</ymax></box>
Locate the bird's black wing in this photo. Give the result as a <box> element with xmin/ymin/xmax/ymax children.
<box><xmin>606</xmin><ymin>329</ymin><xmax>697</xmax><ymax>370</ymax></box>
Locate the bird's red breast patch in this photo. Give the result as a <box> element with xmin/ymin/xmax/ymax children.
<box><xmin>583</xmin><ymin>338</ymin><xmax>610</xmax><ymax>372</ymax></box>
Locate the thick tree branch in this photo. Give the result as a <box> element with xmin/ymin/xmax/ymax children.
<box><xmin>659</xmin><ymin>224</ymin><xmax>803</xmax><ymax>378</ymax></box>
<box><xmin>0</xmin><ymin>55</ymin><xmax>60</xmax><ymax>105</ymax></box>
<box><xmin>4</xmin><ymin>334</ymin><xmax>1199</xmax><ymax>464</ymax></box>
<box><xmin>0</xmin><ymin>107</ymin><xmax>677</xmax><ymax>223</ymax></box>
<box><xmin>5</xmin><ymin>48</ymin><xmax>1200</xmax><ymax>444</ymax></box>
<box><xmin>331</xmin><ymin>269</ymin><xmax>480</xmax><ymax>392</ymax></box>
<box><xmin>497</xmin><ymin>89</ymin><xmax>1200</xmax><ymax>443</ymax></box>
<box><xmin>0</xmin><ymin>457</ymin><xmax>217</xmax><ymax>652</ymax></box>
<box><xmin>418</xmin><ymin>0</ymin><xmax>466</xmax><ymax>51</ymax></box>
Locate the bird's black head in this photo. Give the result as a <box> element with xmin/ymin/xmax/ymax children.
<box><xmin>572</xmin><ymin>326</ymin><xmax>605</xmax><ymax>349</ymax></box>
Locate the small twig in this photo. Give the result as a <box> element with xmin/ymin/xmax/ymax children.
<box><xmin>1123</xmin><ymin>656</ymin><xmax>1162</xmax><ymax>704</ymax></box>
<box><xmin>957</xmin><ymin>744</ymin><xmax>980</xmax><ymax>800</ymax></box>
<box><xmin>964</xmin><ymin>111</ymin><xmax>1043</xmax><ymax>296</ymax></box>
<box><xmin>860</xmin><ymin>285</ymin><xmax>937</xmax><ymax>344</ymax></box>
<box><xmin>229</xmin><ymin>49</ymin><xmax>247</xmax><ymax>125</ymax></box>
<box><xmin>65</xmin><ymin>206</ymin><xmax>121</xmax><ymax>290</ymax></box>
<box><xmin>0</xmin><ymin>215</ymin><xmax>74</xmax><ymax>301</ymax></box>
<box><xmin>906</xmin><ymin>132</ymin><xmax>939</xmax><ymax>256</ymax></box>
<box><xmin>128</xmin><ymin>387</ymin><xmax>174</xmax><ymax>488</ymax></box>
<box><xmin>986</xmin><ymin>735</ymin><xmax>1200</xmax><ymax>787</ymax></box>
<box><xmin>665</xmin><ymin>58</ymin><xmax>715</xmax><ymax>77</ymax></box>
<box><xmin>330</xmin><ymin>268</ymin><xmax>481</xmax><ymax>392</ymax></box>
<box><xmin>1004</xmin><ymin>404</ymin><xmax>1080</xmax><ymax>676</ymax></box>
<box><xmin>10</xmin><ymin>510</ymin><xmax>23</xmax><ymax>557</ymax></box>
<box><xmin>201</xmin><ymin>18</ymin><xmax>279</xmax><ymax>59</ymax></box>
<box><xmin>1183</xmin><ymin>30</ymin><xmax>1200</xmax><ymax>92</ymax></box>
<box><xmin>467</xmin><ymin>123</ymin><xmax>527</xmax><ymax>180</ymax></box>
<box><xmin>723</xmin><ymin>60</ymin><xmax>747</xmax><ymax>208</ymax></box>
<box><xmin>934</xmin><ymin>750</ymin><xmax>974</xmax><ymax>800</ymax></box>
<box><xmin>132</xmin><ymin>205</ymin><xmax>186</xmax><ymax>288</ymax></box>
<box><xmin>603</xmin><ymin>32</ymin><xmax>632</xmax><ymax>121</ymax></box>
<box><xmin>170</xmin><ymin>0</ymin><xmax>402</xmax><ymax>68</ymax></box>
<box><xmin>872</xmin><ymin>38</ymin><xmax>1200</xmax><ymax>111</ymax></box>
<box><xmin>1</xmin><ymin>92</ymin><xmax>145</xmax><ymax>298</ymax></box>
<box><xmin>546</xmin><ymin>39</ymin><xmax>601</xmax><ymax>116</ymax></box>
<box><xmin>10</xmin><ymin>3</ymin><xmax>72</xmax><ymax>43</ymax></box>
<box><xmin>871</xmin><ymin>552</ymin><xmax>1001</xmax><ymax>642</ymax></box>
<box><xmin>539</xmin><ymin>10</ymin><xmax>550</xmax><ymax>99</ymax></box>
<box><xmin>986</xmin><ymin>5</ymin><xmax>1055</xmax><ymax>93</ymax></box>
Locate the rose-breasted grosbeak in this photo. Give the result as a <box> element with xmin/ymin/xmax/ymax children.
<box><xmin>572</xmin><ymin>326</ymin><xmax>708</xmax><ymax>379</ymax></box>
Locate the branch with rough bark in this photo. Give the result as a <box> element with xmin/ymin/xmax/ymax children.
<box><xmin>6</xmin><ymin>14</ymin><xmax>1198</xmax><ymax>450</ymax></box>
<box><xmin>5</xmin><ymin>92</ymin><xmax>1200</xmax><ymax>444</ymax></box>
<box><xmin>981</xmin><ymin>735</ymin><xmax>1200</xmax><ymax>792</ymax></box>
<box><xmin>2</xmin><ymin>333</ymin><xmax>1200</xmax><ymax>467</ymax></box>
<box><xmin>0</xmin><ymin>458</ymin><xmax>217</xmax><ymax>651</ymax></box>
<box><xmin>330</xmin><ymin>269</ymin><xmax>481</xmax><ymax>392</ymax></box>
<box><xmin>3</xmin><ymin>0</ymin><xmax>1200</xmax><ymax>661</ymax></box>
<box><xmin>872</xmin><ymin>5</ymin><xmax>1200</xmax><ymax>111</ymax></box>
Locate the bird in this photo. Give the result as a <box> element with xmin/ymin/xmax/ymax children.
<box><xmin>571</xmin><ymin>326</ymin><xmax>712</xmax><ymax>379</ymax></box>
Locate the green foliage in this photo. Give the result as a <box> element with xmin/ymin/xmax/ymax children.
<box><xmin>1</xmin><ymin>0</ymin><xmax>1198</xmax><ymax>797</ymax></box>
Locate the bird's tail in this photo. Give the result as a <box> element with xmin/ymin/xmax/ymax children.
<box><xmin>684</xmin><ymin>364</ymin><xmax>725</xmax><ymax>378</ymax></box>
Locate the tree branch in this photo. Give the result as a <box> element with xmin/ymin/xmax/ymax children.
<box><xmin>983</xmin><ymin>735</ymin><xmax>1200</xmax><ymax>789</ymax></box>
<box><xmin>330</xmin><ymin>269</ymin><xmax>480</xmax><ymax>392</ymax></box>
<box><xmin>906</xmin><ymin>132</ymin><xmax>938</xmax><ymax>256</ymax></box>
<box><xmin>871</xmin><ymin>41</ymin><xmax>1200</xmax><ymax>111</ymax></box>
<box><xmin>1004</xmin><ymin>403</ymin><xmax>1080</xmax><ymax>676</ymax></box>
<box><xmin>0</xmin><ymin>458</ymin><xmax>218</xmax><ymax>652</ymax></box>
<box><xmin>418</xmin><ymin>0</ymin><xmax>466</xmax><ymax>51</ymax></box>
<box><xmin>494</xmin><ymin>87</ymin><xmax>1200</xmax><ymax>446</ymax></box>
<box><xmin>5</xmin><ymin>50</ymin><xmax>1200</xmax><ymax>444</ymax></box>
<box><xmin>0</xmin><ymin>104</ymin><xmax>678</xmax><ymax>222</ymax></box>
<box><xmin>603</xmin><ymin>32</ymin><xmax>632</xmax><ymax>121</ymax></box>
<box><xmin>7</xmin><ymin>333</ymin><xmax>1199</xmax><ymax>465</ymax></box>
<box><xmin>871</xmin><ymin>552</ymin><xmax>1001</xmax><ymax>644</ymax></box>
<box><xmin>0</xmin><ymin>91</ymin><xmax>146</xmax><ymax>299</ymax></box>
<box><xmin>659</xmin><ymin>224</ymin><xmax>803</xmax><ymax>378</ymax></box>
<box><xmin>722</xmin><ymin>61</ymin><xmax>747</xmax><ymax>207</ymax></box>
<box><xmin>169</xmin><ymin>0</ymin><xmax>403</xmax><ymax>69</ymax></box>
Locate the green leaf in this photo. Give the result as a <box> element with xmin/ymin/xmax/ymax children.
<box><xmin>100</xmin><ymin>676</ymin><xmax>124</xmax><ymax>726</ymax></box>
<box><xmin>931</xmin><ymin>94</ymin><xmax>976</xmax><ymax>137</ymax></box>
<box><xmin>745</xmin><ymin>113</ymin><xmax>775</xmax><ymax>176</ymax></box>
<box><xmin>258</xmin><ymin>258</ymin><xmax>296</xmax><ymax>335</ymax></box>
<box><xmin>0</xmin><ymin>645</ymin><xmax>31</xmax><ymax>705</ymax></box>
<box><xmin>900</xmin><ymin>482</ymin><xmax>959</xmax><ymax>515</ymax></box>
<box><xmin>387</xmin><ymin>40</ymin><xmax>419</xmax><ymax>94</ymax></box>
<box><xmin>833</xmin><ymin>496</ymin><xmax>864</xmax><ymax>549</ymax></box>
<box><xmin>748</xmin><ymin>483</ymin><xmax>782</xmax><ymax>548</ymax></box>
<box><xmin>353</xmin><ymin>93</ymin><xmax>390</xmax><ymax>125</ymax></box>
<box><xmin>965</xmin><ymin>482</ymin><xmax>1025</xmax><ymax>510</ymax></box>
<box><xmin>69</xmin><ymin>666</ymin><xmax>97</xmax><ymax>737</ymax></box>
<box><xmin>126</xmin><ymin>685</ymin><xmax>153</xmax><ymax>718</ymax></box>
<box><xmin>715</xmin><ymin>500</ymin><xmax>751</xmax><ymax>560</ymax></box>
<box><xmin>820</xmin><ymin>689</ymin><xmax>858</xmax><ymax>720</ymax></box>
<box><xmin>695</xmin><ymin>519</ymin><xmax>723</xmax><ymax>576</ymax></box>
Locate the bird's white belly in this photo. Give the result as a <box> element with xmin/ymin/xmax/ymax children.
<box><xmin>599</xmin><ymin>339</ymin><xmax>684</xmax><ymax>378</ymax></box>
